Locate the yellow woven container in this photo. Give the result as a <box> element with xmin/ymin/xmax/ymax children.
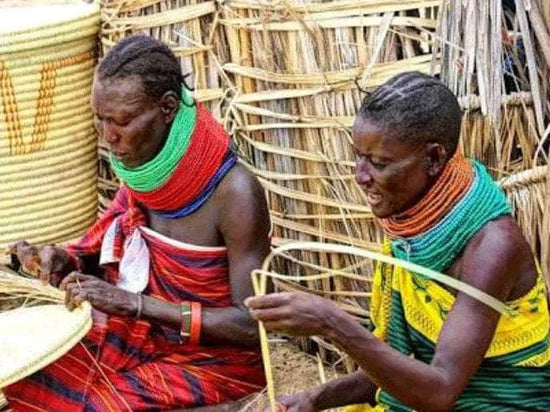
<box><xmin>0</xmin><ymin>2</ymin><xmax>100</xmax><ymax>247</ymax></box>
<box><xmin>0</xmin><ymin>267</ymin><xmax>92</xmax><ymax>389</ymax></box>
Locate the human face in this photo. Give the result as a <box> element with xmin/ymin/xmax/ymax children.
<box><xmin>353</xmin><ymin>118</ymin><xmax>441</xmax><ymax>219</ymax></box>
<box><xmin>91</xmin><ymin>75</ymin><xmax>171</xmax><ymax>168</ymax></box>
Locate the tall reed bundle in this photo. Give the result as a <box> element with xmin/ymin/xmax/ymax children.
<box><xmin>459</xmin><ymin>93</ymin><xmax>539</xmax><ymax>176</ymax></box>
<box><xmin>499</xmin><ymin>166</ymin><xmax>549</xmax><ymax>292</ymax></box>
<box><xmin>526</xmin><ymin>0</ymin><xmax>550</xmax><ymax>133</ymax></box>
<box><xmin>544</xmin><ymin>166</ymin><xmax>550</xmax><ymax>286</ymax></box>
<box><xmin>436</xmin><ymin>0</ymin><xmax>544</xmax><ymax>177</ymax></box>
<box><xmin>221</xmin><ymin>0</ymin><xmax>439</xmax><ymax>281</ymax></box>
<box><xmin>98</xmin><ymin>0</ymin><xmax>232</xmax><ymax>211</ymax></box>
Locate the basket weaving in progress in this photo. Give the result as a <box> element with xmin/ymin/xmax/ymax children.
<box><xmin>0</xmin><ymin>1</ymin><xmax>100</xmax><ymax>248</ymax></box>
<box><xmin>0</xmin><ymin>267</ymin><xmax>92</xmax><ymax>389</ymax></box>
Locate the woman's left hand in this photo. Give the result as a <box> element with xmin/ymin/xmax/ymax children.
<box><xmin>245</xmin><ymin>292</ymin><xmax>339</xmax><ymax>337</ymax></box>
<box><xmin>60</xmin><ymin>272</ymin><xmax>138</xmax><ymax>317</ymax></box>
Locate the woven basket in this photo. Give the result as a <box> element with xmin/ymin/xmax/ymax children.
<box><xmin>0</xmin><ymin>2</ymin><xmax>100</xmax><ymax>247</ymax></box>
<box><xmin>0</xmin><ymin>266</ymin><xmax>92</xmax><ymax>389</ymax></box>
<box><xmin>0</xmin><ymin>303</ymin><xmax>92</xmax><ymax>389</ymax></box>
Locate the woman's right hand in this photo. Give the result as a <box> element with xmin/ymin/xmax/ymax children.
<box><xmin>265</xmin><ymin>392</ymin><xmax>317</xmax><ymax>412</ymax></box>
<box><xmin>9</xmin><ymin>240</ymin><xmax>76</xmax><ymax>286</ymax></box>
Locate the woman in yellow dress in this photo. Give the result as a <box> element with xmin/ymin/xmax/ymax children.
<box><xmin>246</xmin><ymin>72</ymin><xmax>550</xmax><ymax>412</ymax></box>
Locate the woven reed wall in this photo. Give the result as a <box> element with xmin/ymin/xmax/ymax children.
<box><xmin>95</xmin><ymin>0</ymin><xmax>549</xmax><ymax>293</ymax></box>
<box><xmin>221</xmin><ymin>0</ymin><xmax>439</xmax><ymax>281</ymax></box>
<box><xmin>0</xmin><ymin>2</ymin><xmax>100</xmax><ymax>248</ymax></box>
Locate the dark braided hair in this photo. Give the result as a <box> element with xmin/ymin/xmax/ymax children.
<box><xmin>358</xmin><ymin>71</ymin><xmax>462</xmax><ymax>157</ymax></box>
<box><xmin>97</xmin><ymin>35</ymin><xmax>189</xmax><ymax>101</ymax></box>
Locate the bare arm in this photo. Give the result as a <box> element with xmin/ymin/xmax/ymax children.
<box><xmin>248</xmin><ymin>217</ymin><xmax>536</xmax><ymax>411</ymax></box>
<box><xmin>200</xmin><ymin>166</ymin><xmax>271</xmax><ymax>347</ymax></box>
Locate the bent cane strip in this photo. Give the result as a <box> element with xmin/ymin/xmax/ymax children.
<box><xmin>252</xmin><ymin>241</ymin><xmax>514</xmax><ymax>411</ymax></box>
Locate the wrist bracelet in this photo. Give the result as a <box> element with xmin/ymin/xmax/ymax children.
<box><xmin>135</xmin><ymin>293</ymin><xmax>143</xmax><ymax>319</ymax></box>
<box><xmin>180</xmin><ymin>303</ymin><xmax>191</xmax><ymax>343</ymax></box>
<box><xmin>189</xmin><ymin>301</ymin><xmax>202</xmax><ymax>346</ymax></box>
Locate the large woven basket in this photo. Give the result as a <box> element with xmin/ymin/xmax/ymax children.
<box><xmin>0</xmin><ymin>2</ymin><xmax>100</xmax><ymax>247</ymax></box>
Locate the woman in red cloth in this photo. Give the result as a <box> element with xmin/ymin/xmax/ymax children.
<box><xmin>7</xmin><ymin>35</ymin><xmax>270</xmax><ymax>411</ymax></box>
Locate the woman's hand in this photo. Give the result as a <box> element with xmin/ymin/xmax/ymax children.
<box><xmin>245</xmin><ymin>292</ymin><xmax>340</xmax><ymax>337</ymax></box>
<box><xmin>262</xmin><ymin>392</ymin><xmax>318</xmax><ymax>412</ymax></box>
<box><xmin>60</xmin><ymin>272</ymin><xmax>138</xmax><ymax>317</ymax></box>
<box><xmin>9</xmin><ymin>241</ymin><xmax>76</xmax><ymax>286</ymax></box>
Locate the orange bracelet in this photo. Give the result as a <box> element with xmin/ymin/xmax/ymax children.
<box><xmin>189</xmin><ymin>301</ymin><xmax>202</xmax><ymax>346</ymax></box>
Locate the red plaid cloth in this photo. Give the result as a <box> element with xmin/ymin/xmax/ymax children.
<box><xmin>4</xmin><ymin>188</ymin><xmax>265</xmax><ymax>411</ymax></box>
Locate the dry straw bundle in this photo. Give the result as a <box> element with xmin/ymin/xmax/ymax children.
<box><xmin>499</xmin><ymin>165</ymin><xmax>549</xmax><ymax>290</ymax></box>
<box><xmin>0</xmin><ymin>1</ymin><xmax>100</xmax><ymax>247</ymax></box>
<box><xmin>98</xmin><ymin>0</ymin><xmax>232</xmax><ymax>210</ymax></box>
<box><xmin>436</xmin><ymin>0</ymin><xmax>545</xmax><ymax>177</ymax></box>
<box><xmin>221</xmin><ymin>0</ymin><xmax>439</xmax><ymax>283</ymax></box>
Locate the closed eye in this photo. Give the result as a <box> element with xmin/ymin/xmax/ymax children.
<box><xmin>369</xmin><ymin>158</ymin><xmax>386</xmax><ymax>170</ymax></box>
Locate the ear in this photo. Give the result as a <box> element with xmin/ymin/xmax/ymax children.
<box><xmin>425</xmin><ymin>143</ymin><xmax>447</xmax><ymax>177</ymax></box>
<box><xmin>159</xmin><ymin>90</ymin><xmax>179</xmax><ymax>124</ymax></box>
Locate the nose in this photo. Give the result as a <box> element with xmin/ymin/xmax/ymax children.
<box><xmin>102</xmin><ymin>121</ymin><xmax>119</xmax><ymax>145</ymax></box>
<box><xmin>355</xmin><ymin>160</ymin><xmax>374</xmax><ymax>187</ymax></box>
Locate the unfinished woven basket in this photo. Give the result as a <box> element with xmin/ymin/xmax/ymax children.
<box><xmin>0</xmin><ymin>266</ymin><xmax>92</xmax><ymax>389</ymax></box>
<box><xmin>0</xmin><ymin>303</ymin><xmax>92</xmax><ymax>389</ymax></box>
<box><xmin>0</xmin><ymin>2</ymin><xmax>100</xmax><ymax>247</ymax></box>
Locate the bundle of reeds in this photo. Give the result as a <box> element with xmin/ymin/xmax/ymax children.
<box><xmin>221</xmin><ymin>0</ymin><xmax>439</xmax><ymax>280</ymax></box>
<box><xmin>98</xmin><ymin>0</ymin><xmax>232</xmax><ymax>211</ymax></box>
<box><xmin>544</xmin><ymin>166</ymin><xmax>550</xmax><ymax>285</ymax></box>
<box><xmin>436</xmin><ymin>0</ymin><xmax>545</xmax><ymax>177</ymax></box>
<box><xmin>0</xmin><ymin>266</ymin><xmax>63</xmax><ymax>310</ymax></box>
<box><xmin>499</xmin><ymin>166</ymin><xmax>549</xmax><ymax>291</ymax></box>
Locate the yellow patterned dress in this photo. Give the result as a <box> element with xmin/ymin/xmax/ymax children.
<box><xmin>344</xmin><ymin>243</ymin><xmax>550</xmax><ymax>412</ymax></box>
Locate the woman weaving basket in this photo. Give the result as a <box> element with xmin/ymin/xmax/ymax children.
<box><xmin>6</xmin><ymin>36</ymin><xmax>270</xmax><ymax>411</ymax></box>
<box><xmin>247</xmin><ymin>72</ymin><xmax>550</xmax><ymax>411</ymax></box>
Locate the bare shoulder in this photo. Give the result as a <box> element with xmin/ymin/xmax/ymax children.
<box><xmin>461</xmin><ymin>215</ymin><xmax>537</xmax><ymax>300</ymax></box>
<box><xmin>215</xmin><ymin>163</ymin><xmax>265</xmax><ymax>202</ymax></box>
<box><xmin>213</xmin><ymin>163</ymin><xmax>270</xmax><ymax>232</ymax></box>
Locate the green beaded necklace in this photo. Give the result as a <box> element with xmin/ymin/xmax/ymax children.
<box><xmin>110</xmin><ymin>88</ymin><xmax>197</xmax><ymax>192</ymax></box>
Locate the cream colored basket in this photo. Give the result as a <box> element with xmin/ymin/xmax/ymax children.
<box><xmin>0</xmin><ymin>1</ymin><xmax>100</xmax><ymax>247</ymax></box>
<box><xmin>0</xmin><ymin>303</ymin><xmax>92</xmax><ymax>389</ymax></box>
<box><xmin>0</xmin><ymin>267</ymin><xmax>92</xmax><ymax>389</ymax></box>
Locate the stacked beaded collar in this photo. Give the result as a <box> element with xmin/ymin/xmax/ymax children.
<box><xmin>110</xmin><ymin>89</ymin><xmax>236</xmax><ymax>219</ymax></box>
<box><xmin>378</xmin><ymin>153</ymin><xmax>511</xmax><ymax>272</ymax></box>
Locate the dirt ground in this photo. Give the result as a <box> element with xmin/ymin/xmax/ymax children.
<box><xmin>238</xmin><ymin>340</ymin><xmax>345</xmax><ymax>411</ymax></box>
